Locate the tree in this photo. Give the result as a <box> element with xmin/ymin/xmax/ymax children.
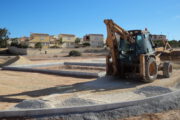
<box><xmin>75</xmin><ymin>38</ymin><xmax>81</xmax><ymax>44</ymax></box>
<box><xmin>35</xmin><ymin>42</ymin><xmax>42</xmax><ymax>49</ymax></box>
<box><xmin>169</xmin><ymin>40</ymin><xmax>180</xmax><ymax>48</ymax></box>
<box><xmin>58</xmin><ymin>38</ymin><xmax>63</xmax><ymax>44</ymax></box>
<box><xmin>153</xmin><ymin>40</ymin><xmax>164</xmax><ymax>47</ymax></box>
<box><xmin>0</xmin><ymin>28</ymin><xmax>10</xmax><ymax>48</ymax></box>
<box><xmin>10</xmin><ymin>38</ymin><xmax>19</xmax><ymax>47</ymax></box>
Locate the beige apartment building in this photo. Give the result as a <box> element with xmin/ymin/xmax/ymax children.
<box><xmin>29</xmin><ymin>33</ymin><xmax>50</xmax><ymax>48</ymax></box>
<box><xmin>58</xmin><ymin>34</ymin><xmax>76</xmax><ymax>48</ymax></box>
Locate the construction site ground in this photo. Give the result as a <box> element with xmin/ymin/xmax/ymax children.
<box><xmin>121</xmin><ymin>109</ymin><xmax>180</xmax><ymax>120</ymax></box>
<box><xmin>0</xmin><ymin>53</ymin><xmax>180</xmax><ymax>119</ymax></box>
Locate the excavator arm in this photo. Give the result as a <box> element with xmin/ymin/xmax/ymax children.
<box><xmin>104</xmin><ymin>19</ymin><xmax>135</xmax><ymax>75</ymax></box>
<box><xmin>155</xmin><ymin>39</ymin><xmax>173</xmax><ymax>53</ymax></box>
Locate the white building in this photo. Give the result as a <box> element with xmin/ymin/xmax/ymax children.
<box><xmin>83</xmin><ymin>34</ymin><xmax>104</xmax><ymax>47</ymax></box>
<box><xmin>151</xmin><ymin>34</ymin><xmax>167</xmax><ymax>41</ymax></box>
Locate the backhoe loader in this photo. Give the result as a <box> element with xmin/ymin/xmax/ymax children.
<box><xmin>104</xmin><ymin>19</ymin><xmax>172</xmax><ymax>82</ymax></box>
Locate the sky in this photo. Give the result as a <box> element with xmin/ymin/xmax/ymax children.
<box><xmin>0</xmin><ymin>0</ymin><xmax>180</xmax><ymax>40</ymax></box>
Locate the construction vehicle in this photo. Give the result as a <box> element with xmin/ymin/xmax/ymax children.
<box><xmin>104</xmin><ymin>19</ymin><xmax>173</xmax><ymax>82</ymax></box>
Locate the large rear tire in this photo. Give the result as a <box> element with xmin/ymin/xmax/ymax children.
<box><xmin>142</xmin><ymin>57</ymin><xmax>158</xmax><ymax>83</ymax></box>
<box><xmin>163</xmin><ymin>62</ymin><xmax>172</xmax><ymax>78</ymax></box>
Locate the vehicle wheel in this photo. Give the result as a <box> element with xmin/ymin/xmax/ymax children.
<box><xmin>163</xmin><ymin>62</ymin><xmax>173</xmax><ymax>78</ymax></box>
<box><xmin>142</xmin><ymin>57</ymin><xmax>158</xmax><ymax>83</ymax></box>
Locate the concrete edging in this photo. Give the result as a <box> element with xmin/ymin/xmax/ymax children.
<box><xmin>64</xmin><ymin>62</ymin><xmax>106</xmax><ymax>67</ymax></box>
<box><xmin>0</xmin><ymin>90</ymin><xmax>179</xmax><ymax>118</ymax></box>
<box><xmin>2</xmin><ymin>67</ymin><xmax>103</xmax><ymax>78</ymax></box>
<box><xmin>2</xmin><ymin>62</ymin><xmax>106</xmax><ymax>78</ymax></box>
<box><xmin>8</xmin><ymin>62</ymin><xmax>64</xmax><ymax>68</ymax></box>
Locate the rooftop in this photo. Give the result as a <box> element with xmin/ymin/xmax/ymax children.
<box><xmin>86</xmin><ymin>34</ymin><xmax>103</xmax><ymax>36</ymax></box>
<box><xmin>59</xmin><ymin>34</ymin><xmax>75</xmax><ymax>37</ymax></box>
<box><xmin>30</xmin><ymin>33</ymin><xmax>49</xmax><ymax>36</ymax></box>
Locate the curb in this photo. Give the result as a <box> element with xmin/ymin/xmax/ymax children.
<box><xmin>2</xmin><ymin>67</ymin><xmax>105</xmax><ymax>78</ymax></box>
<box><xmin>2</xmin><ymin>62</ymin><xmax>106</xmax><ymax>78</ymax></box>
<box><xmin>0</xmin><ymin>90</ymin><xmax>179</xmax><ymax>118</ymax></box>
<box><xmin>7</xmin><ymin>62</ymin><xmax>64</xmax><ymax>68</ymax></box>
<box><xmin>64</xmin><ymin>62</ymin><xmax>106</xmax><ymax>67</ymax></box>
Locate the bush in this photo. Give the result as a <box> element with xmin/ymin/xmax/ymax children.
<box><xmin>69</xmin><ymin>50</ymin><xmax>81</xmax><ymax>56</ymax></box>
<box><xmin>75</xmin><ymin>38</ymin><xmax>81</xmax><ymax>44</ymax></box>
<box><xmin>35</xmin><ymin>42</ymin><xmax>42</xmax><ymax>48</ymax></box>
<box><xmin>82</xmin><ymin>42</ymin><xmax>90</xmax><ymax>47</ymax></box>
<box><xmin>50</xmin><ymin>45</ymin><xmax>60</xmax><ymax>48</ymax></box>
<box><xmin>169</xmin><ymin>40</ymin><xmax>180</xmax><ymax>48</ymax></box>
<box><xmin>18</xmin><ymin>44</ymin><xmax>28</xmax><ymax>48</ymax></box>
<box><xmin>153</xmin><ymin>40</ymin><xmax>180</xmax><ymax>48</ymax></box>
<box><xmin>10</xmin><ymin>42</ymin><xmax>28</xmax><ymax>48</ymax></box>
<box><xmin>10</xmin><ymin>42</ymin><xmax>19</xmax><ymax>47</ymax></box>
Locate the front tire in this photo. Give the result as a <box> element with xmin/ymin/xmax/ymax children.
<box><xmin>142</xmin><ymin>57</ymin><xmax>158</xmax><ymax>83</ymax></box>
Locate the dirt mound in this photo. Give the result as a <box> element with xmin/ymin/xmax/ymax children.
<box><xmin>2</xmin><ymin>56</ymin><xmax>32</xmax><ymax>66</ymax></box>
<box><xmin>1</xmin><ymin>56</ymin><xmax>20</xmax><ymax>66</ymax></box>
<box><xmin>11</xmin><ymin>56</ymin><xmax>32</xmax><ymax>66</ymax></box>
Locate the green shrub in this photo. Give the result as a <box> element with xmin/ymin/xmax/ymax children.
<box><xmin>50</xmin><ymin>45</ymin><xmax>60</xmax><ymax>48</ymax></box>
<box><xmin>153</xmin><ymin>40</ymin><xmax>180</xmax><ymax>48</ymax></box>
<box><xmin>35</xmin><ymin>42</ymin><xmax>42</xmax><ymax>48</ymax></box>
<box><xmin>18</xmin><ymin>44</ymin><xmax>28</xmax><ymax>48</ymax></box>
<box><xmin>69</xmin><ymin>50</ymin><xmax>81</xmax><ymax>56</ymax></box>
<box><xmin>10</xmin><ymin>42</ymin><xmax>19</xmax><ymax>47</ymax></box>
<box><xmin>82</xmin><ymin>42</ymin><xmax>90</xmax><ymax>47</ymax></box>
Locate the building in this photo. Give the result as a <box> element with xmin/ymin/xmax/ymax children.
<box><xmin>19</xmin><ymin>36</ymin><xmax>29</xmax><ymax>46</ymax></box>
<box><xmin>83</xmin><ymin>34</ymin><xmax>104</xmax><ymax>47</ymax></box>
<box><xmin>29</xmin><ymin>33</ymin><xmax>50</xmax><ymax>48</ymax></box>
<box><xmin>151</xmin><ymin>35</ymin><xmax>167</xmax><ymax>41</ymax></box>
<box><xmin>58</xmin><ymin>34</ymin><xmax>76</xmax><ymax>48</ymax></box>
<box><xmin>49</xmin><ymin>35</ymin><xmax>59</xmax><ymax>47</ymax></box>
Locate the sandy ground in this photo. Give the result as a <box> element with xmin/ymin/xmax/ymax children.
<box><xmin>0</xmin><ymin>68</ymin><xmax>179</xmax><ymax>110</ymax></box>
<box><xmin>0</xmin><ymin>55</ymin><xmax>180</xmax><ymax>113</ymax></box>
<box><xmin>121</xmin><ymin>109</ymin><xmax>180</xmax><ymax>120</ymax></box>
<box><xmin>0</xmin><ymin>70</ymin><xmax>94</xmax><ymax>110</ymax></box>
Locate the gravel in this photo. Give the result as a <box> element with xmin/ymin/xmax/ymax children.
<box><xmin>11</xmin><ymin>100</ymin><xmax>53</xmax><ymax>110</ymax></box>
<box><xmin>56</xmin><ymin>97</ymin><xmax>97</xmax><ymax>107</ymax></box>
<box><xmin>175</xmin><ymin>82</ymin><xmax>180</xmax><ymax>89</ymax></box>
<box><xmin>27</xmin><ymin>91</ymin><xmax>180</xmax><ymax>120</ymax></box>
<box><xmin>12</xmin><ymin>97</ymin><xmax>97</xmax><ymax>110</ymax></box>
<box><xmin>134</xmin><ymin>86</ymin><xmax>172</xmax><ymax>97</ymax></box>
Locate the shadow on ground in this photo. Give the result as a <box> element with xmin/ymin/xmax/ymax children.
<box><xmin>0</xmin><ymin>75</ymin><xmax>167</xmax><ymax>104</ymax></box>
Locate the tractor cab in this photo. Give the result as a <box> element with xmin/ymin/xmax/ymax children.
<box><xmin>117</xmin><ymin>29</ymin><xmax>156</xmax><ymax>62</ymax></box>
<box><xmin>128</xmin><ymin>29</ymin><xmax>155</xmax><ymax>55</ymax></box>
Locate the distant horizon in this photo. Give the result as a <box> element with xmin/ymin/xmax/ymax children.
<box><xmin>1</xmin><ymin>0</ymin><xmax>180</xmax><ymax>40</ymax></box>
<box><xmin>8</xmin><ymin>31</ymin><xmax>180</xmax><ymax>41</ymax></box>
